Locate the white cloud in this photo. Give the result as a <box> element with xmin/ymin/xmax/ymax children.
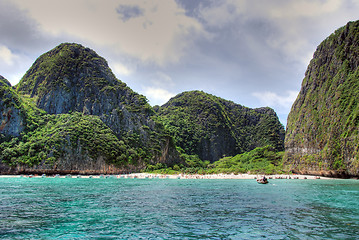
<box><xmin>0</xmin><ymin>45</ymin><xmax>17</xmax><ymax>65</ymax></box>
<box><xmin>0</xmin><ymin>44</ymin><xmax>34</xmax><ymax>85</ymax></box>
<box><xmin>263</xmin><ymin>0</ymin><xmax>344</xmax><ymax>65</ymax></box>
<box><xmin>252</xmin><ymin>90</ymin><xmax>298</xmax><ymax>111</ymax></box>
<box><xmin>11</xmin><ymin>0</ymin><xmax>207</xmax><ymax>66</ymax></box>
<box><xmin>139</xmin><ymin>71</ymin><xmax>176</xmax><ymax>105</ymax></box>
<box><xmin>112</xmin><ymin>62</ymin><xmax>132</xmax><ymax>77</ymax></box>
<box><xmin>142</xmin><ymin>87</ymin><xmax>176</xmax><ymax>106</ymax></box>
<box><xmin>252</xmin><ymin>90</ymin><xmax>300</xmax><ymax>126</ymax></box>
<box><xmin>149</xmin><ymin>71</ymin><xmax>174</xmax><ymax>87</ymax></box>
<box><xmin>6</xmin><ymin>72</ymin><xmax>25</xmax><ymax>86</ymax></box>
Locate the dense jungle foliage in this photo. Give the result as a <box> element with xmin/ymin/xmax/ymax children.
<box><xmin>0</xmin><ymin>93</ymin><xmax>154</xmax><ymax>168</ymax></box>
<box><xmin>146</xmin><ymin>145</ymin><xmax>286</xmax><ymax>175</ymax></box>
<box><xmin>157</xmin><ymin>91</ymin><xmax>285</xmax><ymax>162</ymax></box>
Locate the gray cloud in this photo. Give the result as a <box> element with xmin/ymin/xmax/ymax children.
<box><xmin>0</xmin><ymin>0</ymin><xmax>50</xmax><ymax>52</ymax></box>
<box><xmin>116</xmin><ymin>5</ymin><xmax>145</xmax><ymax>22</ymax></box>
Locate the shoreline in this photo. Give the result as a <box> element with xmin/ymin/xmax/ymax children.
<box><xmin>0</xmin><ymin>173</ymin><xmax>342</xmax><ymax>180</ymax></box>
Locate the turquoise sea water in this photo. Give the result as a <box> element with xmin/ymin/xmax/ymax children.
<box><xmin>0</xmin><ymin>177</ymin><xmax>358</xmax><ymax>239</ymax></box>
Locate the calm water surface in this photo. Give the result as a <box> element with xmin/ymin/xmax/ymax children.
<box><xmin>0</xmin><ymin>177</ymin><xmax>358</xmax><ymax>239</ymax></box>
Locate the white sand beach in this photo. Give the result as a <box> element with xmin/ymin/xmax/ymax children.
<box><xmin>0</xmin><ymin>173</ymin><xmax>332</xmax><ymax>180</ymax></box>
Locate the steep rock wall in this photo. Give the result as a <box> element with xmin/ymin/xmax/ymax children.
<box><xmin>0</xmin><ymin>76</ymin><xmax>24</xmax><ymax>137</ymax></box>
<box><xmin>285</xmin><ymin>21</ymin><xmax>359</xmax><ymax>177</ymax></box>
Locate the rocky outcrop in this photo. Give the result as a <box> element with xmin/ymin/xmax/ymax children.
<box><xmin>0</xmin><ymin>76</ymin><xmax>24</xmax><ymax>137</ymax></box>
<box><xmin>285</xmin><ymin>21</ymin><xmax>359</xmax><ymax>177</ymax></box>
<box><xmin>158</xmin><ymin>91</ymin><xmax>285</xmax><ymax>162</ymax></box>
<box><xmin>17</xmin><ymin>43</ymin><xmax>154</xmax><ymax>139</ymax></box>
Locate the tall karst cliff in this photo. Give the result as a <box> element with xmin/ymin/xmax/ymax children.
<box><xmin>285</xmin><ymin>21</ymin><xmax>359</xmax><ymax>177</ymax></box>
<box><xmin>157</xmin><ymin>91</ymin><xmax>285</xmax><ymax>162</ymax></box>
<box><xmin>17</xmin><ymin>43</ymin><xmax>153</xmax><ymax>136</ymax></box>
<box><xmin>0</xmin><ymin>43</ymin><xmax>181</xmax><ymax>174</ymax></box>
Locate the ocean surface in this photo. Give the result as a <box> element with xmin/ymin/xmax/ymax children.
<box><xmin>0</xmin><ymin>177</ymin><xmax>358</xmax><ymax>239</ymax></box>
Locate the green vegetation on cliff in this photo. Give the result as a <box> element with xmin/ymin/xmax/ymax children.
<box><xmin>157</xmin><ymin>91</ymin><xmax>285</xmax><ymax>162</ymax></box>
<box><xmin>285</xmin><ymin>20</ymin><xmax>359</xmax><ymax>176</ymax></box>
<box><xmin>211</xmin><ymin>146</ymin><xmax>285</xmax><ymax>175</ymax></box>
<box><xmin>147</xmin><ymin>146</ymin><xmax>285</xmax><ymax>175</ymax></box>
<box><xmin>17</xmin><ymin>43</ymin><xmax>153</xmax><ymax>116</ymax></box>
<box><xmin>1</xmin><ymin>113</ymin><xmax>121</xmax><ymax>167</ymax></box>
<box><xmin>0</xmin><ymin>100</ymin><xmax>154</xmax><ymax>170</ymax></box>
<box><xmin>17</xmin><ymin>43</ymin><xmax>118</xmax><ymax>95</ymax></box>
<box><xmin>1</xmin><ymin>76</ymin><xmax>20</xmax><ymax>110</ymax></box>
<box><xmin>1</xmin><ymin>76</ymin><xmax>43</xmax><ymax>137</ymax></box>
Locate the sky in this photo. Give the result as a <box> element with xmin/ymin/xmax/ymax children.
<box><xmin>1</xmin><ymin>0</ymin><xmax>359</xmax><ymax>126</ymax></box>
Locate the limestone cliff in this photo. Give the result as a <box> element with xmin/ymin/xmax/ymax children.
<box><xmin>0</xmin><ymin>43</ymin><xmax>182</xmax><ymax>174</ymax></box>
<box><xmin>158</xmin><ymin>91</ymin><xmax>285</xmax><ymax>162</ymax></box>
<box><xmin>17</xmin><ymin>43</ymin><xmax>154</xmax><ymax>138</ymax></box>
<box><xmin>285</xmin><ymin>21</ymin><xmax>359</xmax><ymax>177</ymax></box>
<box><xmin>0</xmin><ymin>76</ymin><xmax>24</xmax><ymax>137</ymax></box>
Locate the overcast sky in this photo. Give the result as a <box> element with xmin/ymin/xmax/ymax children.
<box><xmin>1</xmin><ymin>0</ymin><xmax>359</xmax><ymax>126</ymax></box>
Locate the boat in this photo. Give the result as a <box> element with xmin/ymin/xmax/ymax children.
<box><xmin>257</xmin><ymin>177</ymin><xmax>269</xmax><ymax>184</ymax></box>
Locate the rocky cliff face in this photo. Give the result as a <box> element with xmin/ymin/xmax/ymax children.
<box><xmin>0</xmin><ymin>43</ymin><xmax>181</xmax><ymax>174</ymax></box>
<box><xmin>0</xmin><ymin>76</ymin><xmax>24</xmax><ymax>137</ymax></box>
<box><xmin>158</xmin><ymin>91</ymin><xmax>285</xmax><ymax>162</ymax></box>
<box><xmin>17</xmin><ymin>43</ymin><xmax>154</xmax><ymax>138</ymax></box>
<box><xmin>285</xmin><ymin>21</ymin><xmax>359</xmax><ymax>177</ymax></box>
